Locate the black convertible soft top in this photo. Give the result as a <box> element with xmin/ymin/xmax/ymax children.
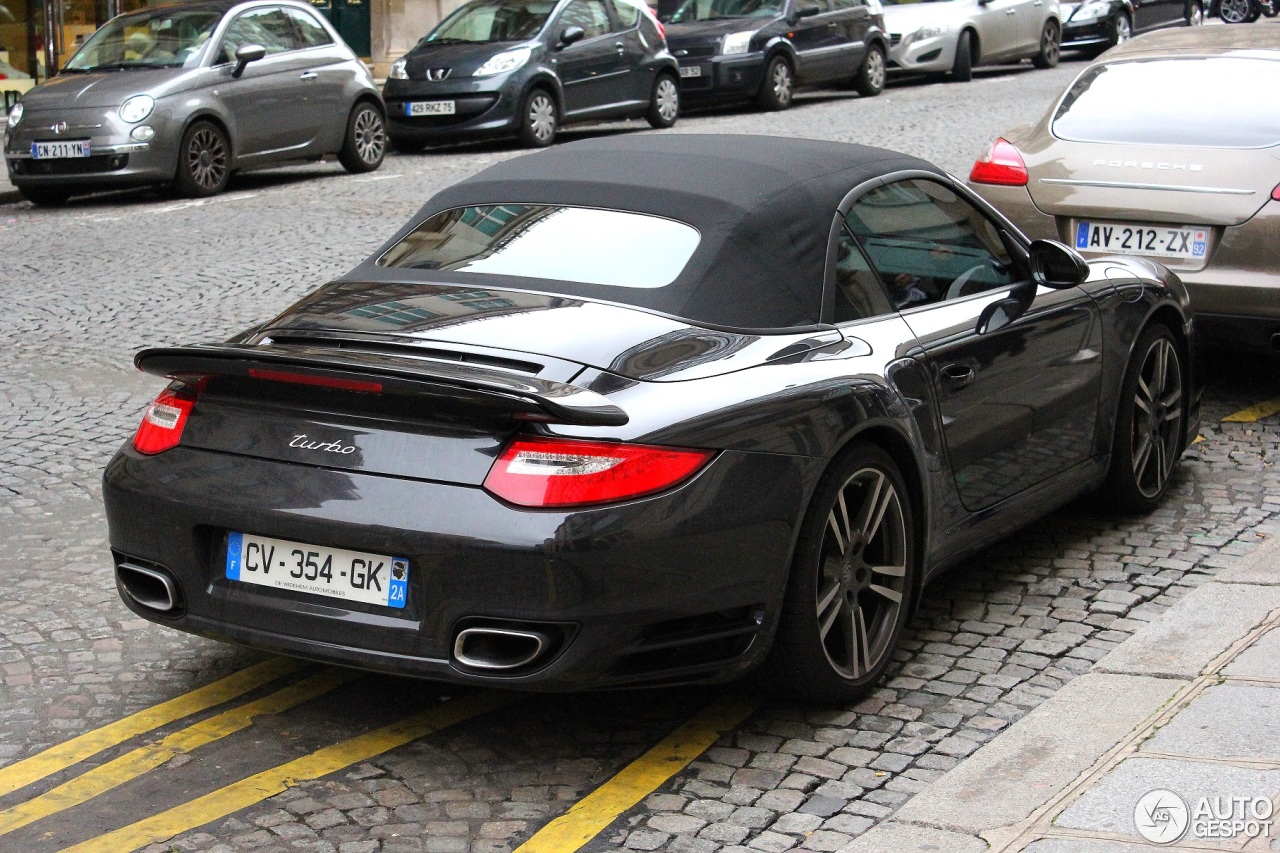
<box><xmin>348</xmin><ymin>134</ymin><xmax>943</xmax><ymax>331</ymax></box>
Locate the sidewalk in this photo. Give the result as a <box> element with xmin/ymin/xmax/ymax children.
<box><xmin>0</xmin><ymin>169</ymin><xmax>19</xmax><ymax>204</ymax></box>
<box><xmin>846</xmin><ymin>528</ymin><xmax>1280</xmax><ymax>852</ymax></box>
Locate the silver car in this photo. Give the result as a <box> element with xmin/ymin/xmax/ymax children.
<box><xmin>3</xmin><ymin>0</ymin><xmax>385</xmax><ymax>205</ymax></box>
<box><xmin>882</xmin><ymin>0</ymin><xmax>1062</xmax><ymax>81</ymax></box>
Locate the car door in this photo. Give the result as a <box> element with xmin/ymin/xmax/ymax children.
<box><xmin>824</xmin><ymin>0</ymin><xmax>872</xmax><ymax>83</ymax></box>
<box><xmin>971</xmin><ymin>0</ymin><xmax>1023</xmax><ymax>62</ymax></box>
<box><xmin>845</xmin><ymin>177</ymin><xmax>1103</xmax><ymax>512</ymax></box>
<box><xmin>1015</xmin><ymin>0</ymin><xmax>1050</xmax><ymax>51</ymax></box>
<box><xmin>214</xmin><ymin>6</ymin><xmax>318</xmax><ymax>157</ymax></box>
<box><xmin>607</xmin><ymin>0</ymin><xmax>652</xmax><ymax>105</ymax></box>
<box><xmin>282</xmin><ymin>6</ymin><xmax>350</xmax><ymax>150</ymax></box>
<box><xmin>1133</xmin><ymin>0</ymin><xmax>1181</xmax><ymax>30</ymax></box>
<box><xmin>789</xmin><ymin>0</ymin><xmax>840</xmax><ymax>82</ymax></box>
<box><xmin>553</xmin><ymin>0</ymin><xmax>632</xmax><ymax>115</ymax></box>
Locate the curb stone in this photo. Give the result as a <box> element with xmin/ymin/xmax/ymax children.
<box><xmin>841</xmin><ymin>532</ymin><xmax>1280</xmax><ymax>853</ymax></box>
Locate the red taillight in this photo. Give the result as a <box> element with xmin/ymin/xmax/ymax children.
<box><xmin>132</xmin><ymin>389</ymin><xmax>195</xmax><ymax>455</ymax></box>
<box><xmin>969</xmin><ymin>138</ymin><xmax>1029</xmax><ymax>187</ymax></box>
<box><xmin>483</xmin><ymin>435</ymin><xmax>712</xmax><ymax>508</ymax></box>
<box><xmin>1272</xmin><ymin>183</ymin><xmax>1280</xmax><ymax>201</ymax></box>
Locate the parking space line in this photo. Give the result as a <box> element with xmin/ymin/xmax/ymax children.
<box><xmin>1222</xmin><ymin>396</ymin><xmax>1280</xmax><ymax>423</ymax></box>
<box><xmin>513</xmin><ymin>695</ymin><xmax>760</xmax><ymax>853</ymax></box>
<box><xmin>0</xmin><ymin>667</ymin><xmax>357</xmax><ymax>836</ymax></box>
<box><xmin>58</xmin><ymin>690</ymin><xmax>513</xmax><ymax>853</ymax></box>
<box><xmin>0</xmin><ymin>657</ymin><xmax>301</xmax><ymax>799</ymax></box>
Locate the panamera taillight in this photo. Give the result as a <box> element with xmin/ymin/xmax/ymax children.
<box><xmin>132</xmin><ymin>388</ymin><xmax>195</xmax><ymax>455</ymax></box>
<box><xmin>969</xmin><ymin>138</ymin><xmax>1029</xmax><ymax>187</ymax></box>
<box><xmin>483</xmin><ymin>436</ymin><xmax>713</xmax><ymax>508</ymax></box>
<box><xmin>1272</xmin><ymin>183</ymin><xmax>1280</xmax><ymax>201</ymax></box>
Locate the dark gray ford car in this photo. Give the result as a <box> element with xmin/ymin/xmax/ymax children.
<box><xmin>3</xmin><ymin>0</ymin><xmax>385</xmax><ymax>205</ymax></box>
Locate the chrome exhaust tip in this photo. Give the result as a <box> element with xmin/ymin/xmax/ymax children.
<box><xmin>116</xmin><ymin>562</ymin><xmax>181</xmax><ymax>613</ymax></box>
<box><xmin>452</xmin><ymin>627</ymin><xmax>550</xmax><ymax>671</ymax></box>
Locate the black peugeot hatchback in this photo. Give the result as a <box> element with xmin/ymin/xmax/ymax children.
<box><xmin>384</xmin><ymin>0</ymin><xmax>679</xmax><ymax>150</ymax></box>
<box><xmin>664</xmin><ymin>0</ymin><xmax>888</xmax><ymax>110</ymax></box>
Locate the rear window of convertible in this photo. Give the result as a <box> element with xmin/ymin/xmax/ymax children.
<box><xmin>377</xmin><ymin>204</ymin><xmax>701</xmax><ymax>288</ymax></box>
<box><xmin>1052</xmin><ymin>57</ymin><xmax>1280</xmax><ymax>148</ymax></box>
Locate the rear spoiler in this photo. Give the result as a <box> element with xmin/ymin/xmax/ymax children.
<box><xmin>135</xmin><ymin>343</ymin><xmax>629</xmax><ymax>427</ymax></box>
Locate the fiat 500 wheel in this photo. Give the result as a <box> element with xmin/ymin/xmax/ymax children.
<box><xmin>767</xmin><ymin>443</ymin><xmax>917</xmax><ymax>704</ymax></box>
<box><xmin>173</xmin><ymin>121</ymin><xmax>230</xmax><ymax>198</ymax></box>
<box><xmin>339</xmin><ymin>102</ymin><xmax>386</xmax><ymax>173</ymax></box>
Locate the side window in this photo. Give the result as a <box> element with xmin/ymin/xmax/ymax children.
<box><xmin>284</xmin><ymin>8</ymin><xmax>334</xmax><ymax>47</ymax></box>
<box><xmin>610</xmin><ymin>0</ymin><xmax>642</xmax><ymax>27</ymax></box>
<box><xmin>557</xmin><ymin>0</ymin><xmax>614</xmax><ymax>37</ymax></box>
<box><xmin>844</xmin><ymin>178</ymin><xmax>1017</xmax><ymax>311</ymax></box>
<box><xmin>216</xmin><ymin>7</ymin><xmax>296</xmax><ymax>64</ymax></box>
<box><xmin>830</xmin><ymin>0</ymin><xmax>862</xmax><ymax>9</ymax></box>
<box><xmin>833</xmin><ymin>234</ymin><xmax>895</xmax><ymax>323</ymax></box>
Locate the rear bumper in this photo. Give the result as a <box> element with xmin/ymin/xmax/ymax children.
<box><xmin>103</xmin><ymin>444</ymin><xmax>817</xmax><ymax>690</ymax></box>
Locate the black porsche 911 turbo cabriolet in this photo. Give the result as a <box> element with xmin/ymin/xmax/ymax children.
<box><xmin>104</xmin><ymin>134</ymin><xmax>1200</xmax><ymax>703</ymax></box>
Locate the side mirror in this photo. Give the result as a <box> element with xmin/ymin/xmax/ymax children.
<box><xmin>557</xmin><ymin>25</ymin><xmax>585</xmax><ymax>48</ymax></box>
<box><xmin>232</xmin><ymin>43</ymin><xmax>266</xmax><ymax>77</ymax></box>
<box><xmin>1029</xmin><ymin>239</ymin><xmax>1090</xmax><ymax>289</ymax></box>
<box><xmin>795</xmin><ymin>4</ymin><xmax>821</xmax><ymax>16</ymax></box>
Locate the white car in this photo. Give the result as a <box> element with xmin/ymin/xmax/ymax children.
<box><xmin>882</xmin><ymin>0</ymin><xmax>1061</xmax><ymax>81</ymax></box>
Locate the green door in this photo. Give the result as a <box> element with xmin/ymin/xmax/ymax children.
<box><xmin>309</xmin><ymin>0</ymin><xmax>369</xmax><ymax>58</ymax></box>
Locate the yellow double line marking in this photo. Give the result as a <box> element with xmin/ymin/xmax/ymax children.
<box><xmin>61</xmin><ymin>689</ymin><xmax>513</xmax><ymax>853</ymax></box>
<box><xmin>0</xmin><ymin>668</ymin><xmax>358</xmax><ymax>836</ymax></box>
<box><xmin>0</xmin><ymin>657</ymin><xmax>301</xmax><ymax>799</ymax></box>
<box><xmin>515</xmin><ymin>695</ymin><xmax>760</xmax><ymax>853</ymax></box>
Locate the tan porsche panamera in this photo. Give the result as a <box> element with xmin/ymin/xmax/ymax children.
<box><xmin>967</xmin><ymin>27</ymin><xmax>1280</xmax><ymax>353</ymax></box>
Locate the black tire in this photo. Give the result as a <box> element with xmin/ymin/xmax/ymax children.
<box><xmin>950</xmin><ymin>31</ymin><xmax>973</xmax><ymax>82</ymax></box>
<box><xmin>765</xmin><ymin>442</ymin><xmax>918</xmax><ymax>705</ymax></box>
<box><xmin>1032</xmin><ymin>19</ymin><xmax>1061</xmax><ymax>68</ymax></box>
<box><xmin>390</xmin><ymin>136</ymin><xmax>429</xmax><ymax>154</ymax></box>
<box><xmin>338</xmin><ymin>101</ymin><xmax>386</xmax><ymax>174</ymax></box>
<box><xmin>172</xmin><ymin>120</ymin><xmax>230</xmax><ymax>198</ymax></box>
<box><xmin>646</xmin><ymin>73</ymin><xmax>680</xmax><ymax>129</ymax></box>
<box><xmin>1246</xmin><ymin>4</ymin><xmax>1262</xmax><ymax>19</ymax></box>
<box><xmin>18</xmin><ymin>186</ymin><xmax>71</xmax><ymax>206</ymax></box>
<box><xmin>853</xmin><ymin>44</ymin><xmax>886</xmax><ymax>97</ymax></box>
<box><xmin>1107</xmin><ymin>12</ymin><xmax>1132</xmax><ymax>47</ymax></box>
<box><xmin>756</xmin><ymin>55</ymin><xmax>794</xmax><ymax>111</ymax></box>
<box><xmin>1103</xmin><ymin>324</ymin><xmax>1185</xmax><ymax>512</ymax></box>
<box><xmin>517</xmin><ymin>88</ymin><xmax>558</xmax><ymax>148</ymax></box>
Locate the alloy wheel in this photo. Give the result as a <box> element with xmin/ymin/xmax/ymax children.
<box><xmin>1129</xmin><ymin>336</ymin><xmax>1182</xmax><ymax>499</ymax></box>
<box><xmin>1042</xmin><ymin>22</ymin><xmax>1061</xmax><ymax>64</ymax></box>
<box><xmin>187</xmin><ymin>127</ymin><xmax>228</xmax><ymax>192</ymax></box>
<box><xmin>528</xmin><ymin>94</ymin><xmax>556</xmax><ymax>143</ymax></box>
<box><xmin>1114</xmin><ymin>14</ymin><xmax>1131</xmax><ymax>43</ymax></box>
<box><xmin>353</xmin><ymin>108</ymin><xmax>386</xmax><ymax>165</ymax></box>
<box><xmin>814</xmin><ymin>466</ymin><xmax>908</xmax><ymax>679</ymax></box>
<box><xmin>1220</xmin><ymin>0</ymin><xmax>1249</xmax><ymax>21</ymax></box>
<box><xmin>772</xmin><ymin>62</ymin><xmax>793</xmax><ymax>105</ymax></box>
<box><xmin>865</xmin><ymin>48</ymin><xmax>885</xmax><ymax>91</ymax></box>
<box><xmin>655</xmin><ymin>78</ymin><xmax>679</xmax><ymax>123</ymax></box>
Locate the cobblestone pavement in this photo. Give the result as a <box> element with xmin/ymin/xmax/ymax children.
<box><xmin>3</xmin><ymin>56</ymin><xmax>1280</xmax><ymax>853</ymax></box>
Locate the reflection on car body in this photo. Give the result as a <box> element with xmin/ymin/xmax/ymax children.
<box><xmin>103</xmin><ymin>134</ymin><xmax>1201</xmax><ymax>704</ymax></box>
<box><xmin>881</xmin><ymin>0</ymin><xmax>1063</xmax><ymax>81</ymax></box>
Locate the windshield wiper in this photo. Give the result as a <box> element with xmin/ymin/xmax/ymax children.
<box><xmin>79</xmin><ymin>61</ymin><xmax>171</xmax><ymax>71</ymax></box>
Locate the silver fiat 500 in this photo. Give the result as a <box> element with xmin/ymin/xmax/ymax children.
<box><xmin>3</xmin><ymin>0</ymin><xmax>385</xmax><ymax>205</ymax></box>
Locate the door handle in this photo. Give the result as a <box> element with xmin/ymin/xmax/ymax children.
<box><xmin>1006</xmin><ymin>7</ymin><xmax>1016</xmax><ymax>13</ymax></box>
<box><xmin>300</xmin><ymin>71</ymin><xmax>318</xmax><ymax>80</ymax></box>
<box><xmin>827</xmin><ymin>21</ymin><xmax>840</xmax><ymax>26</ymax></box>
<box><xmin>615</xmin><ymin>41</ymin><xmax>625</xmax><ymax>52</ymax></box>
<box><xmin>940</xmin><ymin>363</ymin><xmax>976</xmax><ymax>390</ymax></box>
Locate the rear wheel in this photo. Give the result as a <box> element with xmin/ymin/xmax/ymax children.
<box><xmin>646</xmin><ymin>73</ymin><xmax>680</xmax><ymax>128</ymax></box>
<box><xmin>1108</xmin><ymin>13</ymin><xmax>1131</xmax><ymax>46</ymax></box>
<box><xmin>766</xmin><ymin>443</ymin><xmax>917</xmax><ymax>704</ymax></box>
<box><xmin>1032</xmin><ymin>19</ymin><xmax>1061</xmax><ymax>68</ymax></box>
<box><xmin>18</xmin><ymin>186</ymin><xmax>71</xmax><ymax>206</ymax></box>
<box><xmin>338</xmin><ymin>101</ymin><xmax>386</xmax><ymax>173</ymax></box>
<box><xmin>950</xmin><ymin>31</ymin><xmax>973</xmax><ymax>82</ymax></box>
<box><xmin>756</xmin><ymin>55</ymin><xmax>794</xmax><ymax>111</ymax></box>
<box><xmin>172</xmin><ymin>120</ymin><xmax>230</xmax><ymax>198</ymax></box>
<box><xmin>518</xmin><ymin>89</ymin><xmax>557</xmax><ymax>147</ymax></box>
<box><xmin>853</xmin><ymin>44</ymin><xmax>886</xmax><ymax>96</ymax></box>
<box><xmin>1103</xmin><ymin>324</ymin><xmax>1185</xmax><ymax>512</ymax></box>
